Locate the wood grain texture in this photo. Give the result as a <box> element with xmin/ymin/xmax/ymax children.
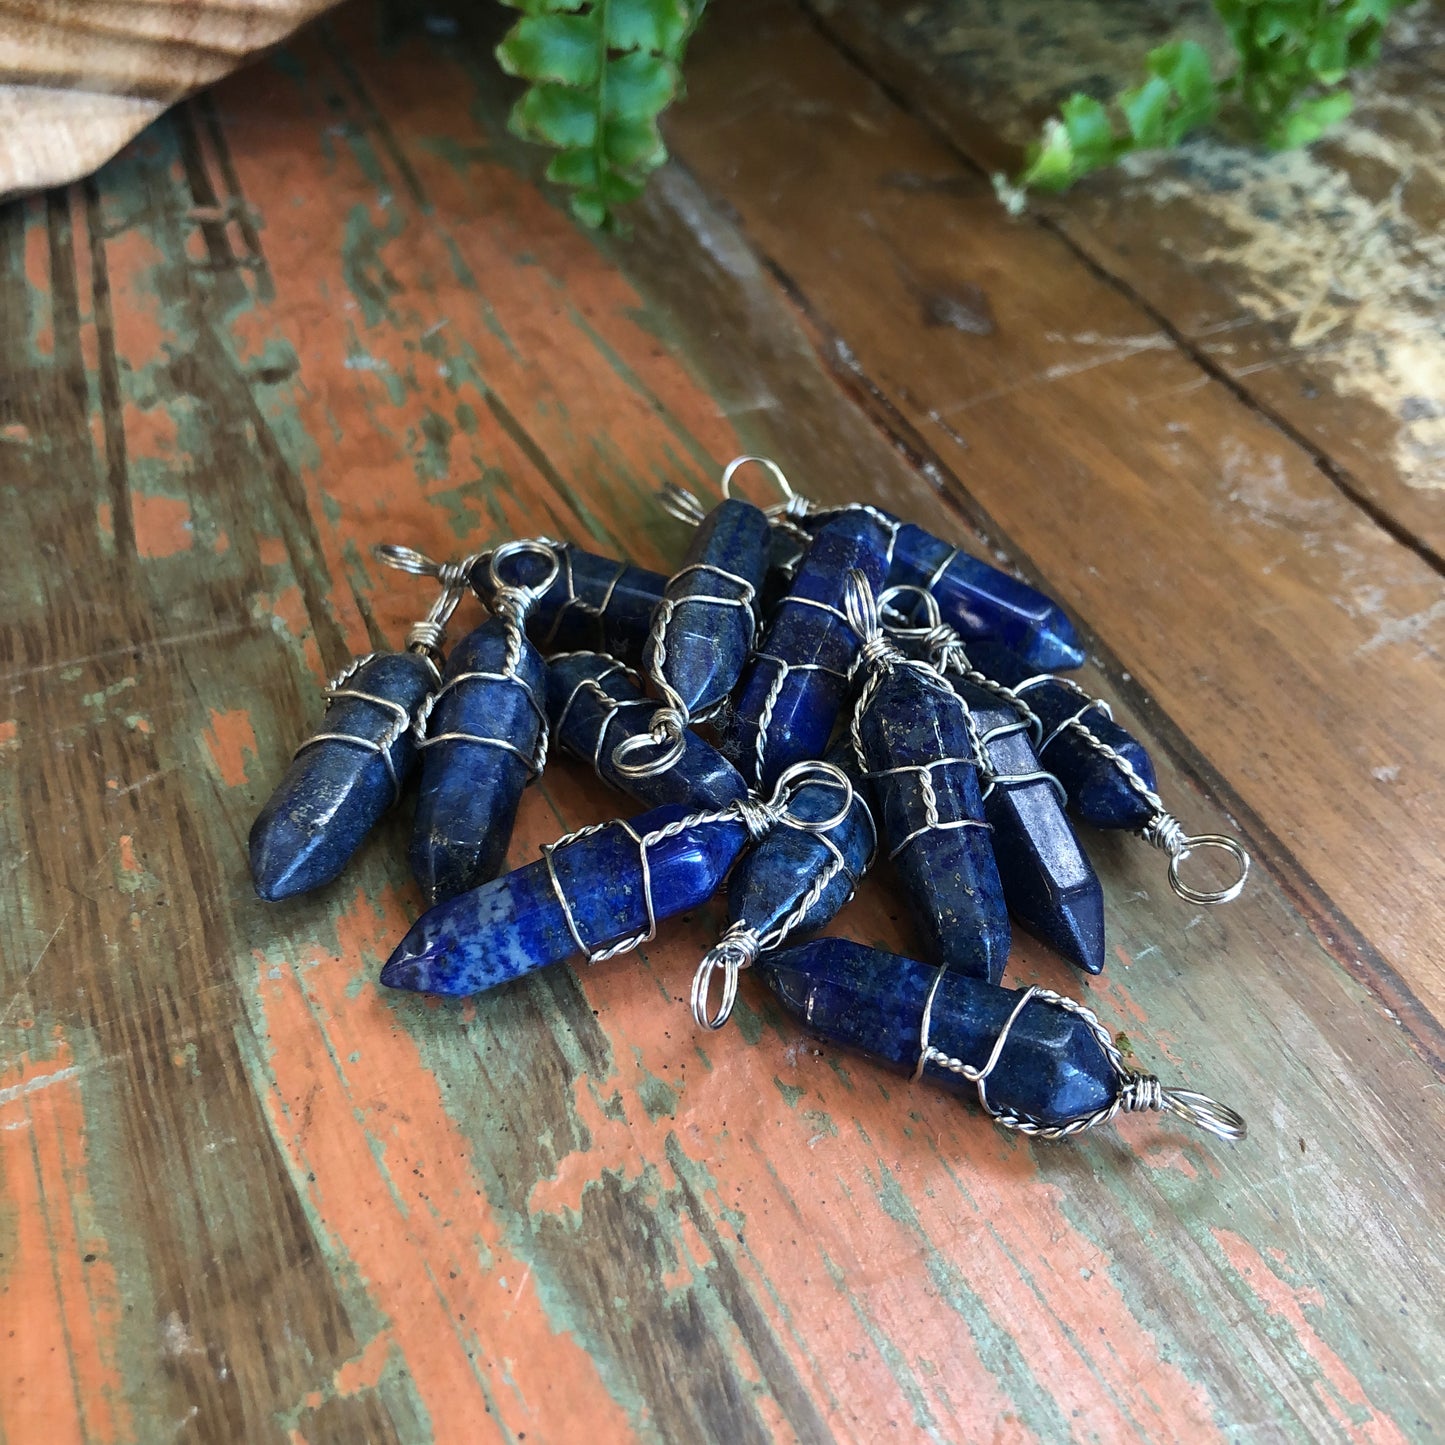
<box><xmin>0</xmin><ymin>2</ymin><xmax>1442</xmax><ymax>1441</ymax></box>
<box><xmin>0</xmin><ymin>0</ymin><xmax>337</xmax><ymax>196</ymax></box>
<box><xmin>808</xmin><ymin>0</ymin><xmax>1445</xmax><ymax>559</ymax></box>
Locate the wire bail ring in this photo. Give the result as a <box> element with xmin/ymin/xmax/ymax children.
<box><xmin>690</xmin><ymin>924</ymin><xmax>761</xmax><ymax>1031</ymax></box>
<box><xmin>721</xmin><ymin>455</ymin><xmax>813</xmax><ymax>523</ymax></box>
<box><xmin>657</xmin><ymin>481</ymin><xmax>707</xmax><ymax>526</ymax></box>
<box><xmin>610</xmin><ymin>712</ymin><xmax>689</xmax><ymax>779</ymax></box>
<box><xmin>1157</xmin><ymin>1088</ymin><xmax>1248</xmax><ymax>1142</ymax></box>
<box><xmin>486</xmin><ymin>537</ymin><xmax>561</xmax><ymax>605</ymax></box>
<box><xmin>373</xmin><ymin>542</ymin><xmax>479</xmax><ymax>664</ymax></box>
<box><xmin>769</xmin><ymin>759</ymin><xmax>856</xmax><ymax>834</ymax></box>
<box><xmin>1164</xmin><ymin>830</ymin><xmax>1252</xmax><ymax>906</ymax></box>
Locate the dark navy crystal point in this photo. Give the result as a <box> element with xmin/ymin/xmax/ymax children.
<box><xmin>959</xmin><ymin>681</ymin><xmax>1105</xmax><ymax>974</ymax></box>
<box><xmin>890</xmin><ymin>523</ymin><xmax>1085</xmax><ymax>671</ymax></box>
<box><xmin>381</xmin><ymin>803</ymin><xmax>750</xmax><ymax>998</ymax></box>
<box><xmin>802</xmin><ymin>508</ymin><xmax>1084</xmax><ymax>671</ymax></box>
<box><xmin>718</xmin><ymin>509</ymin><xmax>895</xmax><ymax>791</ymax></box>
<box><xmin>546</xmin><ymin>651</ymin><xmax>749</xmax><ymax>810</ymax></box>
<box><xmin>855</xmin><ymin>663</ymin><xmax>1012</xmax><ymax>984</ymax></box>
<box><xmin>725</xmin><ymin>740</ymin><xmax>876</xmax><ymax>949</ymax></box>
<box><xmin>762</xmin><ymin>524</ymin><xmax>810</xmax><ymax>612</ymax></box>
<box><xmin>250</xmin><ymin>651</ymin><xmax>435</xmax><ymax>901</ymax></box>
<box><xmin>469</xmin><ymin>543</ymin><xmax>666</xmax><ymax>670</ymax></box>
<box><xmin>759</xmin><ymin>938</ymin><xmax>1247</xmax><ymax>1141</ymax></box>
<box><xmin>407</xmin><ymin>617</ymin><xmax>548</xmax><ymax>906</ymax></box>
<box><xmin>759</xmin><ymin>938</ymin><xmax>1116</xmax><ymax>1126</ymax></box>
<box><xmin>647</xmin><ymin>497</ymin><xmax>771</xmax><ymax>720</ymax></box>
<box><xmin>967</xmin><ymin>640</ymin><xmax>1159</xmax><ymax>830</ymax></box>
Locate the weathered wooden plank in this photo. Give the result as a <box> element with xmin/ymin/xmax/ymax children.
<box><xmin>807</xmin><ymin>0</ymin><xmax>1445</xmax><ymax>559</ymax></box>
<box><xmin>664</xmin><ymin>0</ymin><xmax>1445</xmax><ymax>1039</ymax></box>
<box><xmin>1</xmin><ymin>1</ymin><xmax>1443</xmax><ymax>1441</ymax></box>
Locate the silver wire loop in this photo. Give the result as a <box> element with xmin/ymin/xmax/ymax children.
<box><xmin>374</xmin><ymin>543</ymin><xmax>476</xmax><ymax>594</ymax></box>
<box><xmin>1156</xmin><ymin>1089</ymin><xmax>1249</xmax><ymax>1142</ymax></box>
<box><xmin>768</xmin><ymin>759</ymin><xmax>856</xmax><ymax>834</ymax></box>
<box><xmin>658</xmin><ymin>481</ymin><xmax>707</xmax><ymax>526</ymax></box>
<box><xmin>610</xmin><ymin>713</ymin><xmax>689</xmax><ymax>779</ymax></box>
<box><xmin>1147</xmin><ymin>823</ymin><xmax>1251</xmax><ymax>906</ymax></box>
<box><xmin>374</xmin><ymin>542</ymin><xmax>480</xmax><ymax>664</ymax></box>
<box><xmin>690</xmin><ymin>923</ymin><xmax>761</xmax><ymax>1030</ymax></box>
<box><xmin>877</xmin><ymin>582</ymin><xmax>941</xmax><ymax>635</ymax></box>
<box><xmin>486</xmin><ymin>537</ymin><xmax>562</xmax><ymax>608</ymax></box>
<box><xmin>721</xmin><ymin>454</ymin><xmax>799</xmax><ymax>509</ymax></box>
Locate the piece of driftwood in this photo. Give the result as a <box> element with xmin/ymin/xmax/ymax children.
<box><xmin>0</xmin><ymin>0</ymin><xmax>339</xmax><ymax>197</ymax></box>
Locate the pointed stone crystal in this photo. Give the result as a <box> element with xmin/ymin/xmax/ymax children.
<box><xmin>967</xmin><ymin>640</ymin><xmax>1158</xmax><ymax>830</ymax></box>
<box><xmin>469</xmin><ymin>544</ymin><xmax>666</xmax><ymax>669</ymax></box>
<box><xmin>546</xmin><ymin>651</ymin><xmax>748</xmax><ymax>810</ymax></box>
<box><xmin>802</xmin><ymin>509</ymin><xmax>1084</xmax><ymax>671</ymax></box>
<box><xmin>758</xmin><ymin>938</ymin><xmax>1117</xmax><ymax>1127</ymax></box>
<box><xmin>647</xmin><ymin>497</ymin><xmax>771</xmax><ymax>719</ymax></box>
<box><xmin>956</xmin><ymin>680</ymin><xmax>1105</xmax><ymax>973</ymax></box>
<box><xmin>381</xmin><ymin>803</ymin><xmax>749</xmax><ymax>997</ymax></box>
<box><xmin>250</xmin><ymin>651</ymin><xmax>434</xmax><ymax>900</ymax></box>
<box><xmin>408</xmin><ymin>617</ymin><xmax>547</xmax><ymax>906</ymax></box>
<box><xmin>718</xmin><ymin>509</ymin><xmax>895</xmax><ymax>790</ymax></box>
<box><xmin>855</xmin><ymin>663</ymin><xmax>1011</xmax><ymax>984</ymax></box>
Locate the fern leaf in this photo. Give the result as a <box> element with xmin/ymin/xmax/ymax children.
<box><xmin>497</xmin><ymin>0</ymin><xmax>704</xmax><ymax>228</ymax></box>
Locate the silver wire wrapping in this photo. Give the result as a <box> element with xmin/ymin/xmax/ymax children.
<box><xmin>877</xmin><ymin>585</ymin><xmax>1065</xmax><ymax>808</ymax></box>
<box><xmin>888</xmin><ymin>585</ymin><xmax>1250</xmax><ymax>907</ymax></box>
<box><xmin>549</xmin><ymin>653</ymin><xmax>665</xmax><ymax>783</ymax></box>
<box><xmin>472</xmin><ymin>535</ymin><xmax>657</xmax><ymax>658</ymax></box>
<box><xmin>614</xmin><ymin>560</ymin><xmax>759</xmax><ymax>780</ymax></box>
<box><xmin>291</xmin><ymin>545</ymin><xmax>472</xmax><ymax>804</ymax></box>
<box><xmin>540</xmin><ymin>760</ymin><xmax>857</xmax><ymax>969</ymax></box>
<box><xmin>690</xmin><ymin>767</ymin><xmax>878</xmax><ymax>1031</ymax></box>
<box><xmin>843</xmin><ymin>571</ymin><xmax>991</xmax><ymax>859</ymax></box>
<box><xmin>291</xmin><ymin>652</ymin><xmax>432</xmax><ymax>806</ymax></box>
<box><xmin>1008</xmin><ymin>672</ymin><xmax>1251</xmax><ymax>906</ymax></box>
<box><xmin>910</xmin><ymin>967</ymin><xmax>1248</xmax><ymax>1141</ymax></box>
<box><xmin>403</xmin><ymin>539</ymin><xmax>559</xmax><ymax>776</ymax></box>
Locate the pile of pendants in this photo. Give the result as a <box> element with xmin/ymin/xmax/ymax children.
<box><xmin>251</xmin><ymin>457</ymin><xmax>1252</xmax><ymax>1145</ymax></box>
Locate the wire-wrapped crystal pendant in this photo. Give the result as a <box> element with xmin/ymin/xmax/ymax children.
<box><xmin>967</xmin><ymin>640</ymin><xmax>1251</xmax><ymax>906</ymax></box>
<box><xmin>249</xmin><ymin>559</ymin><xmax>464</xmax><ymax>900</ymax></box>
<box><xmin>691</xmin><ymin>740</ymin><xmax>875</xmax><ymax>1029</ymax></box>
<box><xmin>469</xmin><ymin>540</ymin><xmax>666</xmax><ymax>669</ymax></box>
<box><xmin>377</xmin><ymin>542</ymin><xmax>555</xmax><ymax>905</ymax></box>
<box><xmin>845</xmin><ymin>572</ymin><xmax>1011</xmax><ymax>984</ymax></box>
<box><xmin>730</xmin><ymin>451</ymin><xmax>1082</xmax><ymax>671</ymax></box>
<box><xmin>617</xmin><ymin>485</ymin><xmax>771</xmax><ymax>780</ymax></box>
<box><xmin>887</xmin><ymin>591</ymin><xmax>1105</xmax><ymax>974</ymax></box>
<box><xmin>381</xmin><ymin>763</ymin><xmax>851</xmax><ymax>998</ymax></box>
<box><xmin>546</xmin><ymin>650</ymin><xmax>748</xmax><ymax>810</ymax></box>
<box><xmin>759</xmin><ymin>938</ymin><xmax>1246</xmax><ymax>1141</ymax></box>
<box><xmin>718</xmin><ymin>508</ymin><xmax>896</xmax><ymax>790</ymax></box>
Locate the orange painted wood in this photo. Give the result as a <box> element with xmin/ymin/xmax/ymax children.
<box><xmin>1</xmin><ymin>2</ymin><xmax>1443</xmax><ymax>1441</ymax></box>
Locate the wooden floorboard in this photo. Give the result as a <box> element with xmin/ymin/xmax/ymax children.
<box><xmin>665</xmin><ymin>0</ymin><xmax>1445</xmax><ymax>1036</ymax></box>
<box><xmin>1</xmin><ymin>1</ymin><xmax>1442</xmax><ymax>1441</ymax></box>
<box><xmin>808</xmin><ymin>0</ymin><xmax>1445</xmax><ymax>562</ymax></box>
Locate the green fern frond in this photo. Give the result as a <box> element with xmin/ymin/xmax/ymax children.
<box><xmin>497</xmin><ymin>0</ymin><xmax>705</xmax><ymax>228</ymax></box>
